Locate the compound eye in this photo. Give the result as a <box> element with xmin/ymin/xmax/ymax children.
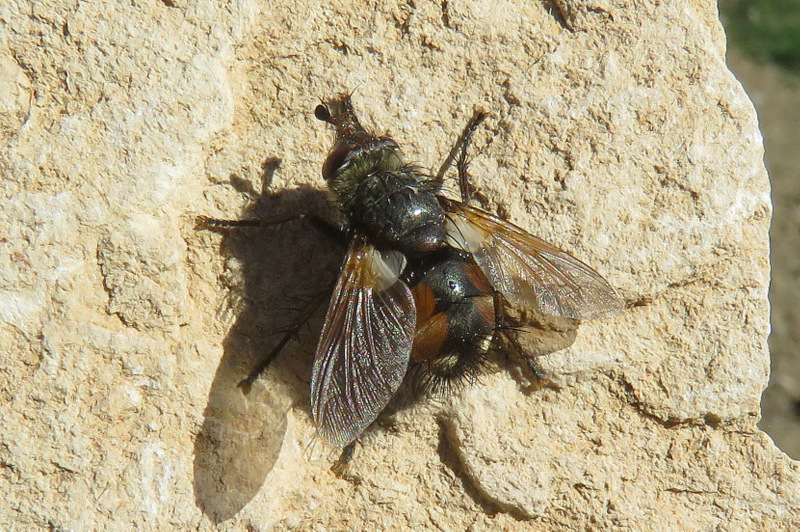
<box><xmin>322</xmin><ymin>143</ymin><xmax>358</xmax><ymax>181</ymax></box>
<box><xmin>315</xmin><ymin>104</ymin><xmax>331</xmax><ymax>122</ymax></box>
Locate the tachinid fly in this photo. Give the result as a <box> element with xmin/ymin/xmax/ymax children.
<box><xmin>203</xmin><ymin>94</ymin><xmax>624</xmax><ymax>450</ymax></box>
<box><xmin>309</xmin><ymin>95</ymin><xmax>623</xmax><ymax>447</ymax></box>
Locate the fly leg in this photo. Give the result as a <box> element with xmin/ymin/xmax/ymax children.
<box><xmin>197</xmin><ymin>212</ymin><xmax>345</xmax><ymax>389</ymax></box>
<box><xmin>492</xmin><ymin>292</ymin><xmax>555</xmax><ymax>387</ymax></box>
<box><xmin>239</xmin><ymin>286</ymin><xmax>332</xmax><ymax>391</ymax></box>
<box><xmin>330</xmin><ymin>441</ymin><xmax>357</xmax><ymax>477</ymax></box>
<box><xmin>436</xmin><ymin>109</ymin><xmax>488</xmax><ymax>204</ymax></box>
<box><xmin>197</xmin><ymin>212</ymin><xmax>346</xmax><ymax>244</ymax></box>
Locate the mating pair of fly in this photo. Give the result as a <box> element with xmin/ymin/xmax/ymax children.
<box><xmin>203</xmin><ymin>94</ymin><xmax>624</xmax><ymax>450</ymax></box>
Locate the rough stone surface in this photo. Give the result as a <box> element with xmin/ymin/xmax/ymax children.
<box><xmin>1</xmin><ymin>0</ymin><xmax>796</xmax><ymax>529</ymax></box>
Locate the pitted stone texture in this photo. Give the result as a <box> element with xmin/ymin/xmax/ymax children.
<box><xmin>1</xmin><ymin>0</ymin><xmax>795</xmax><ymax>530</ymax></box>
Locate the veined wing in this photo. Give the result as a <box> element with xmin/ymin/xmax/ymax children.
<box><xmin>311</xmin><ymin>233</ymin><xmax>416</xmax><ymax>447</ymax></box>
<box><xmin>441</xmin><ymin>197</ymin><xmax>624</xmax><ymax>320</ymax></box>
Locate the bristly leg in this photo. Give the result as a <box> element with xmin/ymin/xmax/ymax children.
<box><xmin>196</xmin><ymin>212</ymin><xmax>305</xmax><ymax>230</ymax></box>
<box><xmin>239</xmin><ymin>285</ymin><xmax>332</xmax><ymax>391</ymax></box>
<box><xmin>331</xmin><ymin>441</ymin><xmax>357</xmax><ymax>477</ymax></box>
<box><xmin>500</xmin><ymin>324</ymin><xmax>554</xmax><ymax>387</ymax></box>
<box><xmin>493</xmin><ymin>293</ymin><xmax>556</xmax><ymax>388</ymax></box>
<box><xmin>523</xmin><ymin>356</ymin><xmax>547</xmax><ymax>383</ymax></box>
<box><xmin>436</xmin><ymin>109</ymin><xmax>488</xmax><ymax>204</ymax></box>
<box><xmin>197</xmin><ymin>212</ymin><xmax>345</xmax><ymax>244</ymax></box>
<box><xmin>197</xmin><ymin>216</ymin><xmax>264</xmax><ymax>229</ymax></box>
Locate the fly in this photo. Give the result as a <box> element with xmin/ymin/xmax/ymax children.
<box><xmin>201</xmin><ymin>94</ymin><xmax>624</xmax><ymax>453</ymax></box>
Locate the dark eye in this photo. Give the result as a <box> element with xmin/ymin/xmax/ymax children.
<box><xmin>322</xmin><ymin>143</ymin><xmax>358</xmax><ymax>181</ymax></box>
<box><xmin>315</xmin><ymin>104</ymin><xmax>331</xmax><ymax>122</ymax></box>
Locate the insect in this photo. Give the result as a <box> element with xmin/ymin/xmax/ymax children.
<box><xmin>309</xmin><ymin>95</ymin><xmax>623</xmax><ymax>447</ymax></box>
<box><xmin>202</xmin><ymin>95</ymin><xmax>624</xmax><ymax>451</ymax></box>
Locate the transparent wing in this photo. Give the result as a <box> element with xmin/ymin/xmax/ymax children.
<box><xmin>442</xmin><ymin>197</ymin><xmax>624</xmax><ymax>320</ymax></box>
<box><xmin>311</xmin><ymin>234</ymin><xmax>416</xmax><ymax>447</ymax></box>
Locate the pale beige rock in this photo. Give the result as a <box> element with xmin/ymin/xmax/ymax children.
<box><xmin>1</xmin><ymin>0</ymin><xmax>796</xmax><ymax>530</ymax></box>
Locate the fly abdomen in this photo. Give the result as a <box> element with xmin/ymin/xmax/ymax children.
<box><xmin>408</xmin><ymin>250</ymin><xmax>497</xmax><ymax>386</ymax></box>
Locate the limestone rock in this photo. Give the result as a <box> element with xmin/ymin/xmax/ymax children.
<box><xmin>1</xmin><ymin>0</ymin><xmax>796</xmax><ymax>529</ymax></box>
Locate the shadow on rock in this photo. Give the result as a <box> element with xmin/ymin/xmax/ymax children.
<box><xmin>193</xmin><ymin>161</ymin><xmax>343</xmax><ymax>523</ymax></box>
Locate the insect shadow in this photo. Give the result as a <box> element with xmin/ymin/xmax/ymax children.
<box><xmin>192</xmin><ymin>159</ymin><xmax>344</xmax><ymax>523</ymax></box>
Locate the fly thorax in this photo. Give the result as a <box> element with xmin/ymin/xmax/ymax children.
<box><xmin>325</xmin><ymin>140</ymin><xmax>404</xmax><ymax>210</ymax></box>
<box><xmin>349</xmin><ymin>169</ymin><xmax>447</xmax><ymax>256</ymax></box>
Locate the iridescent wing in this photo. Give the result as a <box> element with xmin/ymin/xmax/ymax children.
<box><xmin>441</xmin><ymin>197</ymin><xmax>624</xmax><ymax>320</ymax></box>
<box><xmin>311</xmin><ymin>233</ymin><xmax>416</xmax><ymax>447</ymax></box>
